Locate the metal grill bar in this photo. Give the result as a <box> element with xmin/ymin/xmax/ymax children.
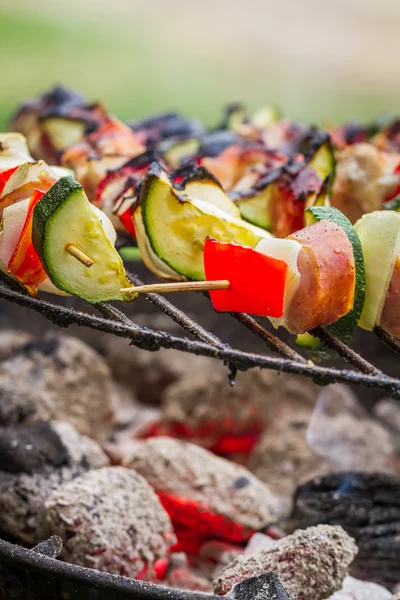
<box><xmin>127</xmin><ymin>271</ymin><xmax>224</xmax><ymax>347</ymax></box>
<box><xmin>232</xmin><ymin>312</ymin><xmax>307</xmax><ymax>362</ymax></box>
<box><xmin>375</xmin><ymin>326</ymin><xmax>400</xmax><ymax>356</ymax></box>
<box><xmin>1</xmin><ymin>280</ymin><xmax>400</xmax><ymax>396</ymax></box>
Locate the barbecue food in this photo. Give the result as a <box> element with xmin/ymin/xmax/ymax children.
<box><xmin>10</xmin><ymin>86</ymin><xmax>400</xmax><ymax>243</ymax></box>
<box><xmin>0</xmin><ymin>421</ymin><xmax>108</xmax><ymax>544</ymax></box>
<box><xmin>44</xmin><ymin>466</ymin><xmax>176</xmax><ymax>579</ymax></box>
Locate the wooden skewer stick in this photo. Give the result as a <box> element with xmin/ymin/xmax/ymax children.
<box><xmin>120</xmin><ymin>280</ymin><xmax>230</xmax><ymax>295</ymax></box>
<box><xmin>65</xmin><ymin>244</ymin><xmax>94</xmax><ymax>268</ymax></box>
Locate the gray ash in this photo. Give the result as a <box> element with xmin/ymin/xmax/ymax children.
<box><xmin>44</xmin><ymin>466</ymin><xmax>175</xmax><ymax>579</ymax></box>
<box><xmin>0</xmin><ymin>421</ymin><xmax>108</xmax><ymax>544</ymax></box>
<box><xmin>213</xmin><ymin>524</ymin><xmax>357</xmax><ymax>599</ymax></box>
<box><xmin>0</xmin><ymin>334</ymin><xmax>118</xmax><ymax>441</ymax></box>
<box><xmin>291</xmin><ymin>472</ymin><xmax>400</xmax><ymax>589</ymax></box>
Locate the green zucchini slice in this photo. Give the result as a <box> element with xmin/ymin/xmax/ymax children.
<box><xmin>307</xmin><ymin>140</ymin><xmax>335</xmax><ymax>183</ymax></box>
<box><xmin>140</xmin><ymin>163</ymin><xmax>271</xmax><ymax>280</ymax></box>
<box><xmin>354</xmin><ymin>210</ymin><xmax>400</xmax><ymax>331</ymax></box>
<box><xmin>183</xmin><ymin>172</ymin><xmax>240</xmax><ymax>218</ymax></box>
<box><xmin>32</xmin><ymin>176</ymin><xmax>134</xmax><ymax>302</ymax></box>
<box><xmin>304</xmin><ymin>205</ymin><xmax>365</xmax><ymax>344</ymax></box>
<box><xmin>41</xmin><ymin>117</ymin><xmax>87</xmax><ymax>151</ymax></box>
<box><xmin>235</xmin><ymin>185</ymin><xmax>273</xmax><ymax>230</ymax></box>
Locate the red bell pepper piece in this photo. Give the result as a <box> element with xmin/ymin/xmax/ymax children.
<box><xmin>204</xmin><ymin>238</ymin><xmax>288</xmax><ymax>317</ymax></box>
<box><xmin>119</xmin><ymin>205</ymin><xmax>136</xmax><ymax>238</ymax></box>
<box><xmin>0</xmin><ymin>166</ymin><xmax>19</xmax><ymax>195</ymax></box>
<box><xmin>385</xmin><ymin>161</ymin><xmax>400</xmax><ymax>202</ymax></box>
<box><xmin>8</xmin><ymin>189</ymin><xmax>47</xmax><ymax>295</ymax></box>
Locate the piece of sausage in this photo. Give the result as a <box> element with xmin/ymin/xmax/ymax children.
<box><xmin>285</xmin><ymin>220</ymin><xmax>355</xmax><ymax>334</ymax></box>
<box><xmin>379</xmin><ymin>255</ymin><xmax>400</xmax><ymax>339</ymax></box>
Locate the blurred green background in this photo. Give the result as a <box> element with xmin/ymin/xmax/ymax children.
<box><xmin>1</xmin><ymin>0</ymin><xmax>399</xmax><ymax>129</ymax></box>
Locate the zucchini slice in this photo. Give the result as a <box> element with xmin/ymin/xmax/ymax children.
<box><xmin>307</xmin><ymin>140</ymin><xmax>335</xmax><ymax>183</ymax></box>
<box><xmin>304</xmin><ymin>205</ymin><xmax>365</xmax><ymax>344</ymax></box>
<box><xmin>235</xmin><ymin>186</ymin><xmax>273</xmax><ymax>230</ymax></box>
<box><xmin>32</xmin><ymin>176</ymin><xmax>135</xmax><ymax>302</ymax></box>
<box><xmin>140</xmin><ymin>164</ymin><xmax>270</xmax><ymax>280</ymax></box>
<box><xmin>180</xmin><ymin>168</ymin><xmax>240</xmax><ymax>218</ymax></box>
<box><xmin>133</xmin><ymin>205</ymin><xmax>185</xmax><ymax>281</ymax></box>
<box><xmin>354</xmin><ymin>210</ymin><xmax>400</xmax><ymax>331</ymax></box>
<box><xmin>41</xmin><ymin>117</ymin><xmax>87</xmax><ymax>151</ymax></box>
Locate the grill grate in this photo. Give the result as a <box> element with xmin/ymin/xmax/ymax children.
<box><xmin>0</xmin><ymin>273</ymin><xmax>400</xmax><ymax>397</ymax></box>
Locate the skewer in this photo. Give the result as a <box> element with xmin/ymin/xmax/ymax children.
<box><xmin>65</xmin><ymin>244</ymin><xmax>94</xmax><ymax>268</ymax></box>
<box><xmin>120</xmin><ymin>280</ymin><xmax>230</xmax><ymax>294</ymax></box>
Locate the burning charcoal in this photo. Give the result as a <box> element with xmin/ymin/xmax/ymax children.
<box><xmin>0</xmin><ymin>329</ymin><xmax>33</xmax><ymax>361</ymax></box>
<box><xmin>0</xmin><ymin>334</ymin><xmax>118</xmax><ymax>441</ymax></box>
<box><xmin>228</xmin><ymin>573</ymin><xmax>293</xmax><ymax>600</ymax></box>
<box><xmin>291</xmin><ymin>472</ymin><xmax>400</xmax><ymax>589</ymax></box>
<box><xmin>0</xmin><ymin>421</ymin><xmax>108</xmax><ymax>544</ymax></box>
<box><xmin>44</xmin><ymin>466</ymin><xmax>176</xmax><ymax>579</ymax></box>
<box><xmin>213</xmin><ymin>524</ymin><xmax>357</xmax><ymax>599</ymax></box>
<box><xmin>306</xmin><ymin>385</ymin><xmax>397</xmax><ymax>474</ymax></box>
<box><xmin>330</xmin><ymin>576</ymin><xmax>391</xmax><ymax>599</ymax></box>
<box><xmin>374</xmin><ymin>399</ymin><xmax>400</xmax><ymax>435</ymax></box>
<box><xmin>159</xmin><ymin>371</ymin><xmax>319</xmax><ymax>456</ymax></box>
<box><xmin>249</xmin><ymin>408</ymin><xmax>332</xmax><ymax>511</ymax></box>
<box><xmin>127</xmin><ymin>437</ymin><xmax>282</xmax><ymax>547</ymax></box>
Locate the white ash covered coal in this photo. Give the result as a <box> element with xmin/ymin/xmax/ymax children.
<box><xmin>306</xmin><ymin>385</ymin><xmax>397</xmax><ymax>474</ymax></box>
<box><xmin>0</xmin><ymin>329</ymin><xmax>33</xmax><ymax>360</ymax></box>
<box><xmin>0</xmin><ymin>420</ymin><xmax>108</xmax><ymax>544</ymax></box>
<box><xmin>291</xmin><ymin>472</ymin><xmax>400</xmax><ymax>590</ymax></box>
<box><xmin>213</xmin><ymin>524</ymin><xmax>358</xmax><ymax>599</ymax></box>
<box><xmin>392</xmin><ymin>593</ymin><xmax>400</xmax><ymax>600</ymax></box>
<box><xmin>0</xmin><ymin>334</ymin><xmax>118</xmax><ymax>441</ymax></box>
<box><xmin>127</xmin><ymin>437</ymin><xmax>282</xmax><ymax>547</ymax></box>
<box><xmin>330</xmin><ymin>576</ymin><xmax>391</xmax><ymax>599</ymax></box>
<box><xmin>44</xmin><ymin>466</ymin><xmax>176</xmax><ymax>579</ymax></box>
<box><xmin>249</xmin><ymin>407</ymin><xmax>332</xmax><ymax>512</ymax></box>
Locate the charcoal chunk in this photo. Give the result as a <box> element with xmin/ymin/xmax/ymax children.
<box><xmin>291</xmin><ymin>472</ymin><xmax>400</xmax><ymax>589</ymax></box>
<box><xmin>128</xmin><ymin>437</ymin><xmax>283</xmax><ymax>542</ymax></box>
<box><xmin>228</xmin><ymin>573</ymin><xmax>293</xmax><ymax>600</ymax></box>
<box><xmin>45</xmin><ymin>467</ymin><xmax>175</xmax><ymax>578</ymax></box>
<box><xmin>0</xmin><ymin>421</ymin><xmax>108</xmax><ymax>544</ymax></box>
<box><xmin>213</xmin><ymin>524</ymin><xmax>357</xmax><ymax>599</ymax></box>
<box><xmin>0</xmin><ymin>422</ymin><xmax>68</xmax><ymax>474</ymax></box>
<box><xmin>0</xmin><ymin>334</ymin><xmax>117</xmax><ymax>441</ymax></box>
